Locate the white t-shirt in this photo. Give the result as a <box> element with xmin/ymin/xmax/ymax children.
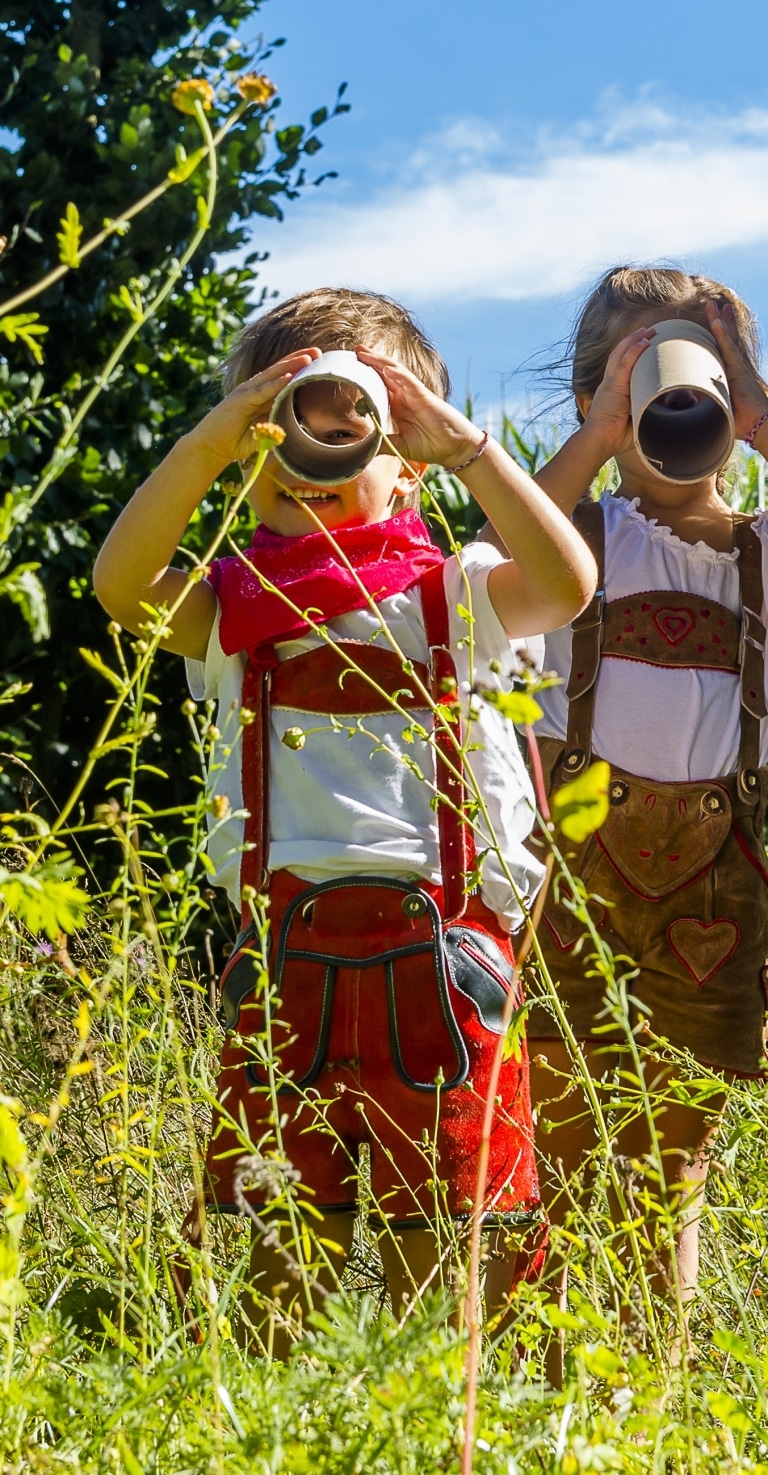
<box><xmin>537</xmin><ymin>492</ymin><xmax>768</xmax><ymax>781</ymax></box>
<box><xmin>186</xmin><ymin>542</ymin><xmax>545</xmax><ymax>929</ymax></box>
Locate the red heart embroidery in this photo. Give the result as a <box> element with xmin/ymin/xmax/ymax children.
<box><xmin>667</xmin><ymin>918</ymin><xmax>740</xmax><ymax>986</ymax></box>
<box><xmin>653</xmin><ymin>607</ymin><xmax>695</xmax><ymax>645</ymax></box>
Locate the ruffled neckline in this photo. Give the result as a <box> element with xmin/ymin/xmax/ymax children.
<box><xmin>606</xmin><ymin>492</ymin><xmax>767</xmax><ymax>565</ymax></box>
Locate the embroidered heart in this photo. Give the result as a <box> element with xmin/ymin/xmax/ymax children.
<box><xmin>653</xmin><ymin>607</ymin><xmax>695</xmax><ymax>645</ymax></box>
<box><xmin>667</xmin><ymin>918</ymin><xmax>740</xmax><ymax>986</ymax></box>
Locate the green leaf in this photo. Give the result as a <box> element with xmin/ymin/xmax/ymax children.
<box><xmin>579</xmin><ymin>1342</ymin><xmax>624</xmax><ymax>1382</ymax></box>
<box><xmin>115</xmin><ymin>283</ymin><xmax>144</xmax><ymax>322</ymax></box>
<box><xmin>481</xmin><ymin>689</ymin><xmax>543</xmax><ymax>726</ymax></box>
<box><xmin>0</xmin><ymin>313</ymin><xmax>49</xmax><ymax>365</ymax></box>
<box><xmin>0</xmin><ymin>1103</ymin><xmax>27</xmax><ymax>1174</ymax></box>
<box><xmin>56</xmin><ymin>201</ymin><xmax>82</xmax><ymax>268</ymax></box>
<box><xmin>551</xmin><ymin>760</ymin><xmax>610</xmax><ymax>842</ymax></box>
<box><xmin>0</xmin><ymin>564</ymin><xmax>49</xmax><ymax>641</ymax></box>
<box><xmin>167</xmin><ymin>146</ymin><xmax>208</xmax><ymax>184</ymax></box>
<box><xmin>706</xmin><ymin>1389</ymin><xmax>754</xmax><ymax>1433</ymax></box>
<box><xmin>502</xmin><ymin>1002</ymin><xmax>530</xmax><ymax>1063</ymax></box>
<box><xmin>0</xmin><ymin>860</ymin><xmax>89</xmax><ymax>940</ymax></box>
<box><xmin>78</xmin><ymin>647</ymin><xmax>128</xmax><ymax>693</ymax></box>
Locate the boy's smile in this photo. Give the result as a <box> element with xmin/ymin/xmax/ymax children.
<box><xmin>245</xmin><ymin>375</ymin><xmax>417</xmax><ymax>534</ymax></box>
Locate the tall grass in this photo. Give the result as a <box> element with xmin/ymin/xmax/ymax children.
<box><xmin>0</xmin><ymin>440</ymin><xmax>767</xmax><ymax>1472</ymax></box>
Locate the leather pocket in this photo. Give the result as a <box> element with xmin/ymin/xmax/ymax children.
<box><xmin>443</xmin><ymin>925</ymin><xmax>519</xmax><ymax>1033</ymax></box>
<box><xmin>597</xmin><ymin>773</ymin><xmax>731</xmax><ymax>899</ymax></box>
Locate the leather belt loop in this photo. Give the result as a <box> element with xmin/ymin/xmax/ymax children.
<box><xmin>733</xmin><ymin>515</ymin><xmax>767</xmax><ymax>816</ymax></box>
<box><xmin>562</xmin><ymin>496</ymin><xmax>606</xmax><ymax>779</ymax></box>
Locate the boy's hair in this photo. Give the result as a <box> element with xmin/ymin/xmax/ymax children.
<box><xmin>221</xmin><ymin>288</ymin><xmax>450</xmax><ymax>510</ymax></box>
<box><xmin>571</xmin><ymin>265</ymin><xmax>764</xmax><ymax>413</ymax></box>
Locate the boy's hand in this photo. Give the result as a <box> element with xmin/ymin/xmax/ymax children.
<box><xmin>355</xmin><ymin>347</ymin><xmax>484</xmax><ymax>468</ymax></box>
<box><xmin>578</xmin><ymin>326</ymin><xmax>655</xmax><ymax>458</ymax></box>
<box><xmin>187</xmin><ymin>348</ymin><xmax>322</xmax><ymax>471</ymax></box>
<box><xmin>706</xmin><ymin>301</ymin><xmax>768</xmax><ymax>440</ymax></box>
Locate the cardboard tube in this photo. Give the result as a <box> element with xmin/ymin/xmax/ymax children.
<box><xmin>630</xmin><ymin>319</ymin><xmax>734</xmax><ymax>482</ymax></box>
<box><xmin>271</xmin><ymin>350</ymin><xmax>391</xmax><ymax>486</ymax></box>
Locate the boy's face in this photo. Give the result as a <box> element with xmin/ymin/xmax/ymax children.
<box><xmin>245</xmin><ymin>377</ymin><xmax>418</xmax><ymax>535</ymax></box>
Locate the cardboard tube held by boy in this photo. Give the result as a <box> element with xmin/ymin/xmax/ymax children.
<box><xmin>630</xmin><ymin>319</ymin><xmax>734</xmax><ymax>482</ymax></box>
<box><xmin>271</xmin><ymin>350</ymin><xmax>391</xmax><ymax>485</ymax></box>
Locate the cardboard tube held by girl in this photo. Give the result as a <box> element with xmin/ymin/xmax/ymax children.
<box><xmin>630</xmin><ymin>319</ymin><xmax>735</xmax><ymax>482</ymax></box>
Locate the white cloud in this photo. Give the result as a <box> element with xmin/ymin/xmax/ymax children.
<box><xmin>251</xmin><ymin>102</ymin><xmax>768</xmax><ymax>304</ymax></box>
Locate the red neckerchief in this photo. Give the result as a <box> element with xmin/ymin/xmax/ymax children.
<box><xmin>208</xmin><ymin>508</ymin><xmax>444</xmax><ymax>663</ymax></box>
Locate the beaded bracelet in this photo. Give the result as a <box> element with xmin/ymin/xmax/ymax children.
<box><xmin>448</xmin><ymin>429</ymin><xmax>489</xmax><ymax>473</ymax></box>
<box><xmin>745</xmin><ymin>411</ymin><xmax>768</xmax><ymax>448</ymax></box>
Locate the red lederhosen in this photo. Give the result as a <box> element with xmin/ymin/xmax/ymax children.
<box><xmin>205</xmin><ymin>563</ymin><xmax>544</xmax><ymax>1242</ymax></box>
<box><xmin>529</xmin><ymin>500</ymin><xmax>768</xmax><ymax>1076</ymax></box>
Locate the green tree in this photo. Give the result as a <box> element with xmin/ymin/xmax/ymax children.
<box><xmin>0</xmin><ymin>0</ymin><xmax>346</xmax><ymax>812</ymax></box>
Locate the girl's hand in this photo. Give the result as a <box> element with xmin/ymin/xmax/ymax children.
<box><xmin>355</xmin><ymin>346</ymin><xmax>483</xmax><ymax>468</ymax></box>
<box><xmin>579</xmin><ymin>326</ymin><xmax>656</xmax><ymax>457</ymax></box>
<box><xmin>706</xmin><ymin>301</ymin><xmax>768</xmax><ymax>440</ymax></box>
<box><xmin>186</xmin><ymin>348</ymin><xmax>323</xmax><ymax>470</ymax></box>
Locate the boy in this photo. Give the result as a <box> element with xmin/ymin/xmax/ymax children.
<box><xmin>94</xmin><ymin>287</ymin><xmax>596</xmax><ymax>1348</ymax></box>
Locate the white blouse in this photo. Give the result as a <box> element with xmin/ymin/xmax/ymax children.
<box><xmin>537</xmin><ymin>492</ymin><xmax>768</xmax><ymax>782</ymax></box>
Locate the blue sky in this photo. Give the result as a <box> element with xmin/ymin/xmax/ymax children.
<box><xmin>236</xmin><ymin>0</ymin><xmax>768</xmax><ymax>432</ymax></box>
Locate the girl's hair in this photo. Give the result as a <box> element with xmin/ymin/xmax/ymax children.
<box><xmin>221</xmin><ymin>286</ymin><xmax>450</xmax><ymax>399</ymax></box>
<box><xmin>571</xmin><ymin>265</ymin><xmax>763</xmax><ymax>415</ymax></box>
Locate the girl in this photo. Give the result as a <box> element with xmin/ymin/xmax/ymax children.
<box><xmin>527</xmin><ymin>266</ymin><xmax>768</xmax><ymax>1323</ymax></box>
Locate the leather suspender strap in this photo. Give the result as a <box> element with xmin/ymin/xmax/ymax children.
<box><xmin>419</xmin><ymin>561</ymin><xmax>472</xmax><ymax>924</ymax></box>
<box><xmin>239</xmin><ymin>662</ymin><xmax>272</xmax><ymax>904</ymax></box>
<box><xmin>562</xmin><ymin>496</ymin><xmax>606</xmax><ymax>778</ymax></box>
<box><xmin>236</xmin><ymin>564</ymin><xmax>471</xmax><ymax>925</ymax></box>
<box><xmin>732</xmin><ymin>513</ymin><xmax>767</xmax><ymax>814</ymax></box>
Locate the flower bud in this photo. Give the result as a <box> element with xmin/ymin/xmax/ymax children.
<box><xmin>281</xmin><ymin>726</ymin><xmax>306</xmax><ymax>751</ymax></box>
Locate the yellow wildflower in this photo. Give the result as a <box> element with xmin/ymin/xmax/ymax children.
<box><xmin>172</xmin><ymin>79</ymin><xmax>215</xmax><ymax>116</ymax></box>
<box><xmin>250</xmin><ymin>421</ymin><xmax>286</xmax><ymax>447</ymax></box>
<box><xmin>236</xmin><ymin>73</ymin><xmax>278</xmax><ymax>107</ymax></box>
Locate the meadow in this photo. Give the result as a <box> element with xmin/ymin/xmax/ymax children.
<box><xmin>3</xmin><ymin>41</ymin><xmax>768</xmax><ymax>1473</ymax></box>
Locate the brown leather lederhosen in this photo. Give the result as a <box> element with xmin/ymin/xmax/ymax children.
<box><xmin>529</xmin><ymin>499</ymin><xmax>768</xmax><ymax>1074</ymax></box>
<box><xmin>204</xmin><ymin>564</ymin><xmax>543</xmax><ymax>1234</ymax></box>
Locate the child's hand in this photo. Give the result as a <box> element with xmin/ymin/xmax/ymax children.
<box><xmin>579</xmin><ymin>326</ymin><xmax>656</xmax><ymax>457</ymax></box>
<box><xmin>355</xmin><ymin>347</ymin><xmax>484</xmax><ymax>468</ymax></box>
<box><xmin>706</xmin><ymin>301</ymin><xmax>768</xmax><ymax>440</ymax></box>
<box><xmin>187</xmin><ymin>348</ymin><xmax>323</xmax><ymax>470</ymax></box>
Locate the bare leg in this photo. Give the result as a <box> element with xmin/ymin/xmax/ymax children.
<box><xmin>244</xmin><ymin>1209</ymin><xmax>357</xmax><ymax>1359</ymax></box>
<box><xmin>529</xmin><ymin>1038</ymin><xmax>726</xmax><ymax>1378</ymax></box>
<box><xmin>377</xmin><ymin>1225</ymin><xmax>449</xmax><ymax>1313</ymax></box>
<box><xmin>377</xmin><ymin>1222</ymin><xmax>520</xmax><ymax>1339</ymax></box>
